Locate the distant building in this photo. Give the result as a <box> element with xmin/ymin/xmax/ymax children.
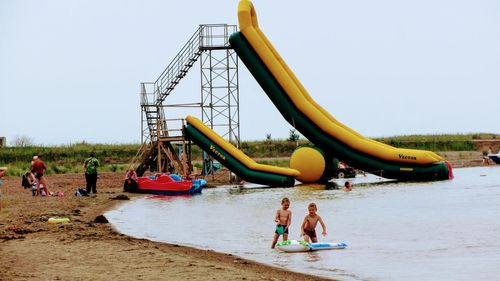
<box><xmin>0</xmin><ymin>137</ymin><xmax>5</xmax><ymax>147</ymax></box>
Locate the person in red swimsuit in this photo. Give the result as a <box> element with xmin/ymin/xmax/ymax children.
<box><xmin>32</xmin><ymin>155</ymin><xmax>50</xmax><ymax>196</ymax></box>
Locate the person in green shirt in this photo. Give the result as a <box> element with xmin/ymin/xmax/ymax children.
<box><xmin>84</xmin><ymin>152</ymin><xmax>100</xmax><ymax>194</ymax></box>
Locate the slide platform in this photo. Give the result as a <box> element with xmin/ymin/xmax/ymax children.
<box><xmin>229</xmin><ymin>0</ymin><xmax>453</xmax><ymax>181</ymax></box>
<box><xmin>185</xmin><ymin>115</ymin><xmax>299</xmax><ymax>187</ymax></box>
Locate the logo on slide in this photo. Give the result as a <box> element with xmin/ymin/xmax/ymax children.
<box><xmin>210</xmin><ymin>145</ymin><xmax>226</xmax><ymax>160</ymax></box>
<box><xmin>399</xmin><ymin>154</ymin><xmax>417</xmax><ymax>160</ymax></box>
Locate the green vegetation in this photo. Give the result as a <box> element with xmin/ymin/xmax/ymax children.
<box><xmin>0</xmin><ymin>142</ymin><xmax>140</xmax><ymax>176</ymax></box>
<box><xmin>374</xmin><ymin>133</ymin><xmax>498</xmax><ymax>142</ymax></box>
<box><xmin>374</xmin><ymin>133</ymin><xmax>499</xmax><ymax>152</ymax></box>
<box><xmin>287</xmin><ymin>129</ymin><xmax>300</xmax><ymax>142</ymax></box>
<box><xmin>376</xmin><ymin>138</ymin><xmax>474</xmax><ymax>151</ymax></box>
<box><xmin>256</xmin><ymin>158</ymin><xmax>290</xmax><ymax>168</ymax></box>
<box><xmin>239</xmin><ymin>139</ymin><xmax>309</xmax><ymax>158</ymax></box>
<box><xmin>1</xmin><ymin>133</ymin><xmax>497</xmax><ymax>176</ymax></box>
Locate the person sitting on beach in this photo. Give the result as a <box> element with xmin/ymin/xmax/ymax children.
<box><xmin>123</xmin><ymin>168</ymin><xmax>138</xmax><ymax>192</ymax></box>
<box><xmin>22</xmin><ymin>171</ymin><xmax>32</xmax><ymax>189</ymax></box>
<box><xmin>271</xmin><ymin>197</ymin><xmax>292</xmax><ymax>249</ymax></box>
<box><xmin>125</xmin><ymin>167</ymin><xmax>138</xmax><ymax>181</ymax></box>
<box><xmin>343</xmin><ymin>181</ymin><xmax>353</xmax><ymax>192</ymax></box>
<box><xmin>22</xmin><ymin>171</ymin><xmax>38</xmax><ymax>196</ymax></box>
<box><xmin>301</xmin><ymin>202</ymin><xmax>327</xmax><ymax>243</ymax></box>
<box><xmin>28</xmin><ymin>173</ymin><xmax>41</xmax><ymax>196</ymax></box>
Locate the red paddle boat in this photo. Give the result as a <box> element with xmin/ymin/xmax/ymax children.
<box><xmin>124</xmin><ymin>174</ymin><xmax>204</xmax><ymax>195</ymax></box>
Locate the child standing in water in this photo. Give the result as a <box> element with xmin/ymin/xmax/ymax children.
<box><xmin>271</xmin><ymin>197</ymin><xmax>292</xmax><ymax>249</ymax></box>
<box><xmin>301</xmin><ymin>202</ymin><xmax>327</xmax><ymax>243</ymax></box>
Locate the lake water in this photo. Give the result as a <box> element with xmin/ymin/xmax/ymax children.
<box><xmin>106</xmin><ymin>166</ymin><xmax>500</xmax><ymax>281</ymax></box>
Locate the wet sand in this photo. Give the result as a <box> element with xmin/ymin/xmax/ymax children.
<box><xmin>0</xmin><ymin>153</ymin><xmax>487</xmax><ymax>280</ymax></box>
<box><xmin>0</xmin><ymin>172</ymin><xmax>331</xmax><ymax>281</ymax></box>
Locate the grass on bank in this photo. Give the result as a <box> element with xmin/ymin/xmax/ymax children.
<box><xmin>0</xmin><ymin>133</ymin><xmax>497</xmax><ymax>176</ymax></box>
<box><xmin>0</xmin><ymin>143</ymin><xmax>139</xmax><ymax>176</ymax></box>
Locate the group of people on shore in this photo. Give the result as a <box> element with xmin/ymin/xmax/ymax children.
<box><xmin>20</xmin><ymin>152</ymin><xmax>101</xmax><ymax>197</ymax></box>
<box><xmin>271</xmin><ymin>181</ymin><xmax>353</xmax><ymax>248</ymax></box>
<box><xmin>1</xmin><ymin>155</ymin><xmax>51</xmax><ymax>210</ymax></box>
<box><xmin>5</xmin><ymin>151</ymin><xmax>135</xmax><ymax>201</ymax></box>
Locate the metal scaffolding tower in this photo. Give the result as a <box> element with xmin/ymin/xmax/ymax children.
<box><xmin>200</xmin><ymin>26</ymin><xmax>240</xmax><ymax>147</ymax></box>
<box><xmin>136</xmin><ymin>24</ymin><xmax>239</xmax><ymax>176</ymax></box>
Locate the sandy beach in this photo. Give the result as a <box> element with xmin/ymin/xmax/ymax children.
<box><xmin>0</xmin><ymin>152</ymin><xmax>490</xmax><ymax>280</ymax></box>
<box><xmin>0</xmin><ymin>172</ymin><xmax>332</xmax><ymax>281</ymax></box>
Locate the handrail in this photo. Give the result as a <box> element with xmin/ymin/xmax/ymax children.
<box><xmin>140</xmin><ymin>24</ymin><xmax>237</xmax><ymax>145</ymax></box>
<box><xmin>154</xmin><ymin>26</ymin><xmax>202</xmax><ymax>86</ymax></box>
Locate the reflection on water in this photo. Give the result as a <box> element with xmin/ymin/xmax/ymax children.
<box><xmin>106</xmin><ymin>167</ymin><xmax>500</xmax><ymax>281</ymax></box>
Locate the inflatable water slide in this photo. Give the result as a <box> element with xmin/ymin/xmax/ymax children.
<box><xmin>228</xmin><ymin>0</ymin><xmax>453</xmax><ymax>182</ymax></box>
<box><xmin>184</xmin><ymin>115</ymin><xmax>300</xmax><ymax>187</ymax></box>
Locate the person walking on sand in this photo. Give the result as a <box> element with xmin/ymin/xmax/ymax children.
<box><xmin>32</xmin><ymin>155</ymin><xmax>50</xmax><ymax>196</ymax></box>
<box><xmin>271</xmin><ymin>197</ymin><xmax>292</xmax><ymax>249</ymax></box>
<box><xmin>301</xmin><ymin>202</ymin><xmax>327</xmax><ymax>243</ymax></box>
<box><xmin>84</xmin><ymin>152</ymin><xmax>100</xmax><ymax>194</ymax></box>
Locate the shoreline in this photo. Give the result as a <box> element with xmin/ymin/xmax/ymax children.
<box><xmin>0</xmin><ymin>172</ymin><xmax>332</xmax><ymax>281</ymax></box>
<box><xmin>0</xmin><ymin>157</ymin><xmax>491</xmax><ymax>280</ymax></box>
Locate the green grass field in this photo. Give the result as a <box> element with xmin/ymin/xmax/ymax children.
<box><xmin>0</xmin><ymin>133</ymin><xmax>497</xmax><ymax>176</ymax></box>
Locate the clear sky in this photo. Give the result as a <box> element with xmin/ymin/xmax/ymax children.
<box><xmin>1</xmin><ymin>0</ymin><xmax>499</xmax><ymax>146</ymax></box>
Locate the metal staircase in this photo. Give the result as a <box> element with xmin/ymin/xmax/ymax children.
<box><xmin>141</xmin><ymin>26</ymin><xmax>203</xmax><ymax>143</ymax></box>
<box><xmin>136</xmin><ymin>24</ymin><xmax>238</xmax><ymax>176</ymax></box>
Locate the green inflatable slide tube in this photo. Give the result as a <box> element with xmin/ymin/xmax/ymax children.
<box><xmin>184</xmin><ymin>123</ymin><xmax>296</xmax><ymax>187</ymax></box>
<box><xmin>229</xmin><ymin>31</ymin><xmax>450</xmax><ymax>181</ymax></box>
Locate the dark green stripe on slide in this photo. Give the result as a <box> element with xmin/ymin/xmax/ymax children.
<box><xmin>229</xmin><ymin>31</ymin><xmax>449</xmax><ymax>181</ymax></box>
<box><xmin>185</xmin><ymin>124</ymin><xmax>296</xmax><ymax>187</ymax></box>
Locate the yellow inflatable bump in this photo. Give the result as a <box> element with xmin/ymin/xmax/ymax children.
<box><xmin>237</xmin><ymin>0</ymin><xmax>444</xmax><ymax>165</ymax></box>
<box><xmin>186</xmin><ymin>115</ymin><xmax>300</xmax><ymax>177</ymax></box>
<box><xmin>290</xmin><ymin>147</ymin><xmax>326</xmax><ymax>183</ymax></box>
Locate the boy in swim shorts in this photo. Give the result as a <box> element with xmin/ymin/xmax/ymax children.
<box><xmin>271</xmin><ymin>197</ymin><xmax>292</xmax><ymax>249</ymax></box>
<box><xmin>301</xmin><ymin>202</ymin><xmax>327</xmax><ymax>243</ymax></box>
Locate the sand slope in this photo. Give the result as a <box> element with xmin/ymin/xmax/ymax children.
<box><xmin>0</xmin><ymin>172</ymin><xmax>331</xmax><ymax>281</ymax></box>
